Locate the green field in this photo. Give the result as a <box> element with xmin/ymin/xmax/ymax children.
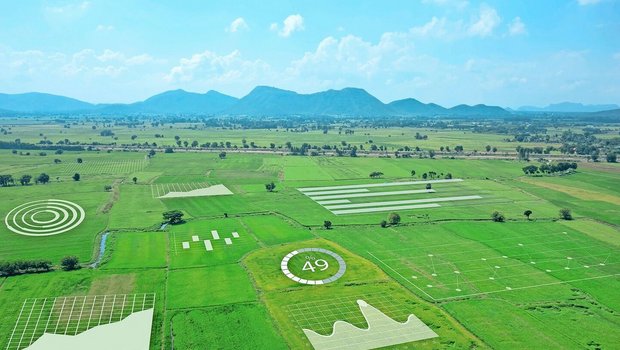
<box><xmin>0</xmin><ymin>122</ymin><xmax>618</xmax><ymax>349</ymax></box>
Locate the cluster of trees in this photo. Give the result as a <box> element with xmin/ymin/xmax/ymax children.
<box><xmin>490</xmin><ymin>208</ymin><xmax>571</xmax><ymax>222</ymax></box>
<box><xmin>163</xmin><ymin>210</ymin><xmax>185</xmax><ymax>225</ymax></box>
<box><xmin>0</xmin><ymin>255</ymin><xmax>80</xmax><ymax>276</ymax></box>
<box><xmin>369</xmin><ymin>171</ymin><xmax>384</xmax><ymax>178</ymax></box>
<box><xmin>265</xmin><ymin>182</ymin><xmax>277</xmax><ymax>192</ymax></box>
<box><xmin>380</xmin><ymin>212</ymin><xmax>401</xmax><ymax>227</ymax></box>
<box><xmin>522</xmin><ymin>162</ymin><xmax>578</xmax><ymax>175</ymax></box>
<box><xmin>0</xmin><ymin>173</ymin><xmax>50</xmax><ymax>187</ymax></box>
<box><xmin>0</xmin><ymin>260</ymin><xmax>53</xmax><ymax>276</ymax></box>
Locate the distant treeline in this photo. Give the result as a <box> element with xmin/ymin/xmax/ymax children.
<box><xmin>0</xmin><ymin>260</ymin><xmax>53</xmax><ymax>276</ymax></box>
<box><xmin>0</xmin><ymin>141</ymin><xmax>83</xmax><ymax>151</ymax></box>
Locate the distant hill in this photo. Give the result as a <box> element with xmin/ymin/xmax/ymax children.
<box><xmin>0</xmin><ymin>87</ymin><xmax>530</xmax><ymax>118</ymax></box>
<box><xmin>226</xmin><ymin>86</ymin><xmax>394</xmax><ymax>116</ymax></box>
<box><xmin>448</xmin><ymin>104</ymin><xmax>511</xmax><ymax>117</ymax></box>
<box><xmin>131</xmin><ymin>89</ymin><xmax>238</xmax><ymax>114</ymax></box>
<box><xmin>0</xmin><ymin>92</ymin><xmax>94</xmax><ymax>113</ymax></box>
<box><xmin>388</xmin><ymin>98</ymin><xmax>447</xmax><ymax>116</ymax></box>
<box><xmin>518</xmin><ymin>102</ymin><xmax>619</xmax><ymax>113</ymax></box>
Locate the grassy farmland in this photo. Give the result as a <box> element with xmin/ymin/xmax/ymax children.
<box><xmin>0</xmin><ymin>121</ymin><xmax>618</xmax><ymax>350</ymax></box>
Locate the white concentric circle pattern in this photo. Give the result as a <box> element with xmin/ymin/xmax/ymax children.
<box><xmin>4</xmin><ymin>199</ymin><xmax>85</xmax><ymax>236</ymax></box>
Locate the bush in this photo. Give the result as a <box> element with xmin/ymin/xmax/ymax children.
<box><xmin>388</xmin><ymin>212</ymin><xmax>401</xmax><ymax>225</ymax></box>
<box><xmin>491</xmin><ymin>211</ymin><xmax>505</xmax><ymax>222</ymax></box>
<box><xmin>163</xmin><ymin>210</ymin><xmax>184</xmax><ymax>225</ymax></box>
<box><xmin>60</xmin><ymin>256</ymin><xmax>80</xmax><ymax>271</ymax></box>
<box><xmin>0</xmin><ymin>260</ymin><xmax>53</xmax><ymax>276</ymax></box>
<box><xmin>323</xmin><ymin>220</ymin><xmax>332</xmax><ymax>229</ymax></box>
<box><xmin>559</xmin><ymin>208</ymin><xmax>573</xmax><ymax>220</ymax></box>
<box><xmin>380</xmin><ymin>220</ymin><xmax>388</xmax><ymax>228</ymax></box>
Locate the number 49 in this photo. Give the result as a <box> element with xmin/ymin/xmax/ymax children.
<box><xmin>302</xmin><ymin>259</ymin><xmax>329</xmax><ymax>272</ymax></box>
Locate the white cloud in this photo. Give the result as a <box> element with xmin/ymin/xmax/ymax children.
<box><xmin>96</xmin><ymin>24</ymin><xmax>115</xmax><ymax>32</ymax></box>
<box><xmin>45</xmin><ymin>1</ymin><xmax>90</xmax><ymax>18</ymax></box>
<box><xmin>164</xmin><ymin>50</ymin><xmax>271</xmax><ymax>85</ymax></box>
<box><xmin>468</xmin><ymin>5</ymin><xmax>501</xmax><ymax>37</ymax></box>
<box><xmin>409</xmin><ymin>16</ymin><xmax>450</xmax><ymax>38</ymax></box>
<box><xmin>227</xmin><ymin>17</ymin><xmax>248</xmax><ymax>33</ymax></box>
<box><xmin>271</xmin><ymin>14</ymin><xmax>304</xmax><ymax>37</ymax></box>
<box><xmin>421</xmin><ymin>0</ymin><xmax>469</xmax><ymax>9</ymax></box>
<box><xmin>508</xmin><ymin>17</ymin><xmax>526</xmax><ymax>36</ymax></box>
<box><xmin>577</xmin><ymin>0</ymin><xmax>602</xmax><ymax>5</ymax></box>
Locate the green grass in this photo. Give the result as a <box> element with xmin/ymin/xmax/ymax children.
<box><xmin>241</xmin><ymin>214</ymin><xmax>314</xmax><ymax>246</ymax></box>
<box><xmin>103</xmin><ymin>231</ymin><xmax>168</xmax><ymax>269</ymax></box>
<box><xmin>166</xmin><ymin>264</ymin><xmax>257</xmax><ymax>309</ymax></box>
<box><xmin>170</xmin><ymin>304</ymin><xmax>288</xmax><ymax>350</ymax></box>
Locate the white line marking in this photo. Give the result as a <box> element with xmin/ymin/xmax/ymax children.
<box><xmin>311</xmin><ymin>189</ymin><xmax>435</xmax><ymax>201</ymax></box>
<box><xmin>316</xmin><ymin>199</ymin><xmax>351</xmax><ymax>205</ymax></box>
<box><xmin>211</xmin><ymin>230</ymin><xmax>220</xmax><ymax>240</ymax></box>
<box><xmin>298</xmin><ymin>179</ymin><xmax>463</xmax><ymax>192</ymax></box>
<box><xmin>303</xmin><ymin>188</ymin><xmax>370</xmax><ymax>196</ymax></box>
<box><xmin>325</xmin><ymin>195</ymin><xmax>483</xmax><ymax>209</ymax></box>
<box><xmin>332</xmin><ymin>203</ymin><xmax>440</xmax><ymax>215</ymax></box>
<box><xmin>204</xmin><ymin>240</ymin><xmax>213</xmax><ymax>251</ymax></box>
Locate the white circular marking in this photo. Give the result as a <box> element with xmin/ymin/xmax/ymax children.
<box><xmin>280</xmin><ymin>248</ymin><xmax>346</xmax><ymax>285</ymax></box>
<box><xmin>4</xmin><ymin>199</ymin><xmax>85</xmax><ymax>236</ymax></box>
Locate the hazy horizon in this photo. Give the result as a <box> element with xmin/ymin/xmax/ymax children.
<box><xmin>1</xmin><ymin>0</ymin><xmax>619</xmax><ymax>108</ymax></box>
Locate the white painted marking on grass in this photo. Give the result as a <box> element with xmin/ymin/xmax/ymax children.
<box><xmin>211</xmin><ymin>230</ymin><xmax>220</xmax><ymax>240</ymax></box>
<box><xmin>191</xmin><ymin>235</ymin><xmax>199</xmax><ymax>242</ymax></box>
<box><xmin>302</xmin><ymin>188</ymin><xmax>370</xmax><ymax>196</ymax></box>
<box><xmin>310</xmin><ymin>189</ymin><xmax>435</xmax><ymax>201</ymax></box>
<box><xmin>324</xmin><ymin>195</ymin><xmax>483</xmax><ymax>209</ymax></box>
<box><xmin>224</xmin><ymin>238</ymin><xmax>232</xmax><ymax>245</ymax></box>
<box><xmin>232</xmin><ymin>232</ymin><xmax>239</xmax><ymax>238</ymax></box>
<box><xmin>331</xmin><ymin>203</ymin><xmax>440</xmax><ymax>215</ymax></box>
<box><xmin>298</xmin><ymin>179</ymin><xmax>463</xmax><ymax>192</ymax></box>
<box><xmin>182</xmin><ymin>242</ymin><xmax>190</xmax><ymax>249</ymax></box>
<box><xmin>204</xmin><ymin>240</ymin><xmax>213</xmax><ymax>251</ymax></box>
<box><xmin>316</xmin><ymin>199</ymin><xmax>351</xmax><ymax>205</ymax></box>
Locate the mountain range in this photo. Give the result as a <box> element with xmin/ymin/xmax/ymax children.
<box><xmin>0</xmin><ymin>87</ymin><xmax>616</xmax><ymax>117</ymax></box>
<box><xmin>517</xmin><ymin>102</ymin><xmax>619</xmax><ymax>113</ymax></box>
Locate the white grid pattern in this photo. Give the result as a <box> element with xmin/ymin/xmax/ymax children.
<box><xmin>5</xmin><ymin>293</ymin><xmax>155</xmax><ymax>350</ymax></box>
<box><xmin>150</xmin><ymin>182</ymin><xmax>211</xmax><ymax>198</ymax></box>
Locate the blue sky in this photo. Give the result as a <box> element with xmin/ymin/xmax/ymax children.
<box><xmin>0</xmin><ymin>0</ymin><xmax>618</xmax><ymax>107</ymax></box>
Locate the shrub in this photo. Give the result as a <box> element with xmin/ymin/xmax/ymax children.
<box><xmin>388</xmin><ymin>212</ymin><xmax>401</xmax><ymax>225</ymax></box>
<box><xmin>559</xmin><ymin>208</ymin><xmax>573</xmax><ymax>220</ymax></box>
<box><xmin>60</xmin><ymin>256</ymin><xmax>80</xmax><ymax>271</ymax></box>
<box><xmin>491</xmin><ymin>211</ymin><xmax>505</xmax><ymax>222</ymax></box>
<box><xmin>380</xmin><ymin>220</ymin><xmax>388</xmax><ymax>228</ymax></box>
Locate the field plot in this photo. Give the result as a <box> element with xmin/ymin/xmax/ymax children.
<box><xmin>288</xmin><ymin>293</ymin><xmax>438</xmax><ymax>349</ymax></box>
<box><xmin>150</xmin><ymin>182</ymin><xmax>212</xmax><ymax>198</ymax></box>
<box><xmin>53</xmin><ymin>159</ymin><xmax>149</xmax><ymax>175</ymax></box>
<box><xmin>5</xmin><ymin>293</ymin><xmax>155</xmax><ymax>350</ymax></box>
<box><xmin>367</xmin><ymin>228</ymin><xmax>620</xmax><ymax>301</ymax></box>
<box><xmin>298</xmin><ymin>179</ymin><xmax>484</xmax><ymax>215</ymax></box>
<box><xmin>169</xmin><ymin>219</ymin><xmax>259</xmax><ymax>268</ymax></box>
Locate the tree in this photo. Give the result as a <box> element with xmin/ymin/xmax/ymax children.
<box><xmin>523</xmin><ymin>210</ymin><xmax>533</xmax><ymax>220</ymax></box>
<box><xmin>369</xmin><ymin>171</ymin><xmax>384</xmax><ymax>179</ymax></box>
<box><xmin>20</xmin><ymin>175</ymin><xmax>32</xmax><ymax>186</ymax></box>
<box><xmin>380</xmin><ymin>220</ymin><xmax>388</xmax><ymax>228</ymax></box>
<box><xmin>445</xmin><ymin>173</ymin><xmax>453</xmax><ymax>179</ymax></box>
<box><xmin>426</xmin><ymin>183</ymin><xmax>432</xmax><ymax>190</ymax></box>
<box><xmin>265</xmin><ymin>182</ymin><xmax>276</xmax><ymax>192</ymax></box>
<box><xmin>428</xmin><ymin>150</ymin><xmax>436</xmax><ymax>158</ymax></box>
<box><xmin>607</xmin><ymin>153</ymin><xmax>617</xmax><ymax>163</ymax></box>
<box><xmin>36</xmin><ymin>173</ymin><xmax>50</xmax><ymax>184</ymax></box>
<box><xmin>491</xmin><ymin>211</ymin><xmax>505</xmax><ymax>222</ymax></box>
<box><xmin>485</xmin><ymin>145</ymin><xmax>492</xmax><ymax>152</ymax></box>
<box><xmin>77</xmin><ymin>158</ymin><xmax>83</xmax><ymax>163</ymax></box>
<box><xmin>72</xmin><ymin>173</ymin><xmax>80</xmax><ymax>181</ymax></box>
<box><xmin>164</xmin><ymin>147</ymin><xmax>174</xmax><ymax>153</ymax></box>
<box><xmin>132</xmin><ymin>177</ymin><xmax>138</xmax><ymax>184</ymax></box>
<box><xmin>60</xmin><ymin>256</ymin><xmax>80</xmax><ymax>271</ymax></box>
<box><xmin>522</xmin><ymin>165</ymin><xmax>538</xmax><ymax>175</ymax></box>
<box><xmin>104</xmin><ymin>185</ymin><xmax>112</xmax><ymax>192</ymax></box>
<box><xmin>559</xmin><ymin>208</ymin><xmax>573</xmax><ymax>220</ymax></box>
<box><xmin>323</xmin><ymin>220</ymin><xmax>332</xmax><ymax>229</ymax></box>
<box><xmin>0</xmin><ymin>175</ymin><xmax>14</xmax><ymax>187</ymax></box>
<box><xmin>219</xmin><ymin>151</ymin><xmax>227</xmax><ymax>159</ymax></box>
<box><xmin>388</xmin><ymin>212</ymin><xmax>401</xmax><ymax>225</ymax></box>
<box><xmin>410</xmin><ymin>170</ymin><xmax>416</xmax><ymax>177</ymax></box>
<box><xmin>163</xmin><ymin>210</ymin><xmax>185</xmax><ymax>225</ymax></box>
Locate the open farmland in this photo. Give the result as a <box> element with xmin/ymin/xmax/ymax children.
<box><xmin>0</xmin><ymin>119</ymin><xmax>618</xmax><ymax>350</ymax></box>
